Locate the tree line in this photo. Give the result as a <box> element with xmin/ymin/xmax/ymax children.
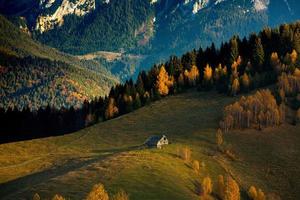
<box><xmin>1</xmin><ymin>21</ymin><xmax>300</xmax><ymax>142</ymax></box>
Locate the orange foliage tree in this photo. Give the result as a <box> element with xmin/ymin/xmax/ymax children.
<box><xmin>224</xmin><ymin>176</ymin><xmax>240</xmax><ymax>200</ymax></box>
<box><xmin>86</xmin><ymin>183</ymin><xmax>109</xmax><ymax>200</ymax></box>
<box><xmin>105</xmin><ymin>97</ymin><xmax>119</xmax><ymax>120</ymax></box>
<box><xmin>184</xmin><ymin>65</ymin><xmax>199</xmax><ymax>86</ymax></box>
<box><xmin>156</xmin><ymin>66</ymin><xmax>174</xmax><ymax>96</ymax></box>
<box><xmin>220</xmin><ymin>89</ymin><xmax>283</xmax><ymax>132</ymax></box>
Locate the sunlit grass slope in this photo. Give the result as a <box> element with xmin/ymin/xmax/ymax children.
<box><xmin>0</xmin><ymin>90</ymin><xmax>299</xmax><ymax>200</ymax></box>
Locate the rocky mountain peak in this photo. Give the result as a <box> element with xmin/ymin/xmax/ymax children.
<box><xmin>36</xmin><ymin>0</ymin><xmax>96</xmax><ymax>33</ymax></box>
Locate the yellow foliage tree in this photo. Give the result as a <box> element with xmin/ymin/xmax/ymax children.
<box><xmin>217</xmin><ymin>175</ymin><xmax>225</xmax><ymax>199</ymax></box>
<box><xmin>224</xmin><ymin>176</ymin><xmax>240</xmax><ymax>200</ymax></box>
<box><xmin>192</xmin><ymin>160</ymin><xmax>200</xmax><ymax>173</ymax></box>
<box><xmin>184</xmin><ymin>65</ymin><xmax>199</xmax><ymax>86</ymax></box>
<box><xmin>180</xmin><ymin>147</ymin><xmax>192</xmax><ymax>162</ymax></box>
<box><xmin>86</xmin><ymin>183</ymin><xmax>109</xmax><ymax>200</ymax></box>
<box><xmin>156</xmin><ymin>66</ymin><xmax>173</xmax><ymax>96</ymax></box>
<box><xmin>105</xmin><ymin>98</ymin><xmax>119</xmax><ymax>119</ymax></box>
<box><xmin>231</xmin><ymin>78</ymin><xmax>240</xmax><ymax>96</ymax></box>
<box><xmin>294</xmin><ymin>68</ymin><xmax>300</xmax><ymax>77</ymax></box>
<box><xmin>216</xmin><ymin>128</ymin><xmax>224</xmax><ymax>147</ymax></box>
<box><xmin>231</xmin><ymin>56</ymin><xmax>241</xmax><ymax>79</ymax></box>
<box><xmin>112</xmin><ymin>189</ymin><xmax>129</xmax><ymax>200</ymax></box>
<box><xmin>33</xmin><ymin>193</ymin><xmax>41</xmax><ymax>200</ymax></box>
<box><xmin>270</xmin><ymin>52</ymin><xmax>281</xmax><ymax>73</ymax></box>
<box><xmin>257</xmin><ymin>189</ymin><xmax>266</xmax><ymax>200</ymax></box>
<box><xmin>52</xmin><ymin>194</ymin><xmax>65</xmax><ymax>200</ymax></box>
<box><xmin>248</xmin><ymin>186</ymin><xmax>258</xmax><ymax>199</ymax></box>
<box><xmin>203</xmin><ymin>64</ymin><xmax>213</xmax><ymax>82</ymax></box>
<box><xmin>290</xmin><ymin>49</ymin><xmax>298</xmax><ymax>64</ymax></box>
<box><xmin>241</xmin><ymin>73</ymin><xmax>250</xmax><ymax>91</ymax></box>
<box><xmin>202</xmin><ymin>176</ymin><xmax>213</xmax><ymax>195</ymax></box>
<box><xmin>248</xmin><ymin>186</ymin><xmax>266</xmax><ymax>200</ymax></box>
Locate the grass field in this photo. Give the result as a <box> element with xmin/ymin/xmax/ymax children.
<box><xmin>0</xmin><ymin>90</ymin><xmax>299</xmax><ymax>200</ymax></box>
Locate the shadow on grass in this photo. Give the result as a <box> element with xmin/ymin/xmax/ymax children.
<box><xmin>191</xmin><ymin>179</ymin><xmax>202</xmax><ymax>196</ymax></box>
<box><xmin>0</xmin><ymin>145</ymin><xmax>143</xmax><ymax>199</ymax></box>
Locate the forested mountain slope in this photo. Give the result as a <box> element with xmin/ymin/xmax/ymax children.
<box><xmin>0</xmin><ymin>15</ymin><xmax>118</xmax><ymax>110</ymax></box>
<box><xmin>1</xmin><ymin>0</ymin><xmax>299</xmax><ymax>80</ymax></box>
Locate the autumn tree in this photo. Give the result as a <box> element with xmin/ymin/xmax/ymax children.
<box><xmin>257</xmin><ymin>189</ymin><xmax>266</xmax><ymax>200</ymax></box>
<box><xmin>294</xmin><ymin>68</ymin><xmax>300</xmax><ymax>77</ymax></box>
<box><xmin>105</xmin><ymin>97</ymin><xmax>119</xmax><ymax>120</ymax></box>
<box><xmin>216</xmin><ymin>128</ymin><xmax>224</xmax><ymax>147</ymax></box>
<box><xmin>231</xmin><ymin>78</ymin><xmax>240</xmax><ymax>96</ymax></box>
<box><xmin>222</xmin><ymin>89</ymin><xmax>282</xmax><ymax>131</ymax></box>
<box><xmin>184</xmin><ymin>65</ymin><xmax>199</xmax><ymax>86</ymax></box>
<box><xmin>86</xmin><ymin>183</ymin><xmax>109</xmax><ymax>200</ymax></box>
<box><xmin>248</xmin><ymin>186</ymin><xmax>258</xmax><ymax>199</ymax></box>
<box><xmin>192</xmin><ymin>160</ymin><xmax>200</xmax><ymax>174</ymax></box>
<box><xmin>156</xmin><ymin>66</ymin><xmax>174</xmax><ymax>96</ymax></box>
<box><xmin>224</xmin><ymin>176</ymin><xmax>240</xmax><ymax>200</ymax></box>
<box><xmin>201</xmin><ymin>176</ymin><xmax>213</xmax><ymax>196</ymax></box>
<box><xmin>270</xmin><ymin>52</ymin><xmax>281</xmax><ymax>74</ymax></box>
<box><xmin>241</xmin><ymin>73</ymin><xmax>250</xmax><ymax>91</ymax></box>
<box><xmin>203</xmin><ymin>64</ymin><xmax>213</xmax><ymax>88</ymax></box>
<box><xmin>290</xmin><ymin>49</ymin><xmax>298</xmax><ymax>64</ymax></box>
<box><xmin>248</xmin><ymin>186</ymin><xmax>266</xmax><ymax>200</ymax></box>
<box><xmin>217</xmin><ymin>175</ymin><xmax>225</xmax><ymax>199</ymax></box>
<box><xmin>33</xmin><ymin>193</ymin><xmax>41</xmax><ymax>200</ymax></box>
<box><xmin>180</xmin><ymin>147</ymin><xmax>192</xmax><ymax>162</ymax></box>
<box><xmin>52</xmin><ymin>194</ymin><xmax>65</xmax><ymax>200</ymax></box>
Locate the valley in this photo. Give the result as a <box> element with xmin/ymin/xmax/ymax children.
<box><xmin>0</xmin><ymin>91</ymin><xmax>299</xmax><ymax>199</ymax></box>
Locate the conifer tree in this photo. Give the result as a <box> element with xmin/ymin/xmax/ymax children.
<box><xmin>252</xmin><ymin>38</ymin><xmax>265</xmax><ymax>71</ymax></box>
<box><xmin>230</xmin><ymin>36</ymin><xmax>239</xmax><ymax>64</ymax></box>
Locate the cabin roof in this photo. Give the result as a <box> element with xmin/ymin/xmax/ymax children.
<box><xmin>145</xmin><ymin>135</ymin><xmax>167</xmax><ymax>146</ymax></box>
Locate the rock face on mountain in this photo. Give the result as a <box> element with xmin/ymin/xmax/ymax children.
<box><xmin>36</xmin><ymin>0</ymin><xmax>96</xmax><ymax>33</ymax></box>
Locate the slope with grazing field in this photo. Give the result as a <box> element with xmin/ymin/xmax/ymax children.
<box><xmin>0</xmin><ymin>90</ymin><xmax>299</xmax><ymax>200</ymax></box>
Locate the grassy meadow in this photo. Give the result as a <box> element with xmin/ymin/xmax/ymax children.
<box><xmin>0</xmin><ymin>90</ymin><xmax>299</xmax><ymax>200</ymax></box>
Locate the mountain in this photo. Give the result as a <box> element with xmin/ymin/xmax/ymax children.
<box><xmin>0</xmin><ymin>15</ymin><xmax>118</xmax><ymax>110</ymax></box>
<box><xmin>1</xmin><ymin>0</ymin><xmax>298</xmax><ymax>81</ymax></box>
<box><xmin>0</xmin><ymin>0</ymin><xmax>299</xmax><ymax>108</ymax></box>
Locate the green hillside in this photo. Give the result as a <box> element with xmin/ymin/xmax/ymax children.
<box><xmin>0</xmin><ymin>15</ymin><xmax>118</xmax><ymax>110</ymax></box>
<box><xmin>0</xmin><ymin>90</ymin><xmax>299</xmax><ymax>200</ymax></box>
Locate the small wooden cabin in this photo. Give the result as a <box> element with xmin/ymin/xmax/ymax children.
<box><xmin>145</xmin><ymin>135</ymin><xmax>168</xmax><ymax>149</ymax></box>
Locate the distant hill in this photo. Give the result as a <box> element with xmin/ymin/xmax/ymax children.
<box><xmin>0</xmin><ymin>15</ymin><xmax>118</xmax><ymax>110</ymax></box>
